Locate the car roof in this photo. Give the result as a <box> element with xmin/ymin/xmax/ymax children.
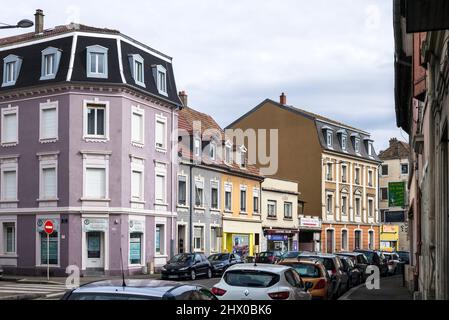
<box><xmin>300</xmin><ymin>253</ymin><xmax>337</xmax><ymax>258</ymax></box>
<box><xmin>226</xmin><ymin>263</ymin><xmax>291</xmax><ymax>273</ymax></box>
<box><xmin>72</xmin><ymin>279</ymin><xmax>195</xmax><ymax>297</ymax></box>
<box><xmin>280</xmin><ymin>258</ymin><xmax>321</xmax><ymax>266</ymax></box>
<box><xmin>337</xmin><ymin>252</ymin><xmax>363</xmax><ymax>256</ymax></box>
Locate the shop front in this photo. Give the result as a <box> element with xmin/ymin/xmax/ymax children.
<box><xmin>262</xmin><ymin>228</ymin><xmax>298</xmax><ymax>252</ymax></box>
<box><xmin>380</xmin><ymin>225</ymin><xmax>399</xmax><ymax>251</ymax></box>
<box><xmin>222</xmin><ymin>218</ymin><xmax>261</xmax><ymax>259</ymax></box>
<box><xmin>82</xmin><ymin>216</ymin><xmax>109</xmax><ymax>273</ymax></box>
<box><xmin>298</xmin><ymin>216</ymin><xmax>322</xmax><ymax>252</ymax></box>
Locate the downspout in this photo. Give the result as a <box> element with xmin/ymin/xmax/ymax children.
<box><xmin>170</xmin><ymin>105</ymin><xmax>180</xmax><ymax>258</ymax></box>
<box><xmin>190</xmin><ymin>163</ymin><xmax>193</xmax><ymax>253</ymax></box>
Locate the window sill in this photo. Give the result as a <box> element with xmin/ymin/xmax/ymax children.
<box><xmin>177</xmin><ymin>204</ymin><xmax>189</xmax><ymax>209</ymax></box>
<box><xmin>224</xmin><ymin>210</ymin><xmax>233</xmax><ymax>214</ymax></box>
<box><xmin>267</xmin><ymin>216</ymin><xmax>277</xmax><ymax>220</ymax></box>
<box><xmin>80</xmin><ymin>198</ymin><xmax>111</xmax><ymax>202</ymax></box>
<box><xmin>83</xmin><ymin>137</ymin><xmax>109</xmax><ymax>143</ymax></box>
<box><xmin>87</xmin><ymin>73</ymin><xmax>108</xmax><ymax>79</ymax></box>
<box><xmin>194</xmin><ymin>206</ymin><xmax>206</xmax><ymax>211</ymax></box>
<box><xmin>130</xmin><ymin>200</ymin><xmax>146</xmax><ymax>204</ymax></box>
<box><xmin>0</xmin><ymin>200</ymin><xmax>19</xmax><ymax>203</ymax></box>
<box><xmin>1</xmin><ymin>142</ymin><xmax>18</xmax><ymax>147</ymax></box>
<box><xmin>37</xmin><ymin>198</ymin><xmax>59</xmax><ymax>202</ymax></box>
<box><xmin>35</xmin><ymin>264</ymin><xmax>60</xmax><ymax>268</ymax></box>
<box><xmin>239</xmin><ymin>211</ymin><xmax>248</xmax><ymax>215</ymax></box>
<box><xmin>40</xmin><ymin>74</ymin><xmax>57</xmax><ymax>81</ymax></box>
<box><xmin>210</xmin><ymin>208</ymin><xmax>221</xmax><ymax>213</ymax></box>
<box><xmin>284</xmin><ymin>218</ymin><xmax>293</xmax><ymax>221</ymax></box>
<box><xmin>156</xmin><ymin>147</ymin><xmax>167</xmax><ymax>153</ymax></box>
<box><xmin>39</xmin><ymin>138</ymin><xmax>58</xmax><ymax>144</ymax></box>
<box><xmin>0</xmin><ymin>254</ymin><xmax>18</xmax><ymax>258</ymax></box>
<box><xmin>131</xmin><ymin>141</ymin><xmax>144</xmax><ymax>148</ymax></box>
<box><xmin>129</xmin><ymin>264</ymin><xmax>144</xmax><ymax>268</ymax></box>
<box><xmin>155</xmin><ymin>254</ymin><xmax>168</xmax><ymax>258</ymax></box>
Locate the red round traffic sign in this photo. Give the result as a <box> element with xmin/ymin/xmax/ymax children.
<box><xmin>43</xmin><ymin>220</ymin><xmax>54</xmax><ymax>235</ymax></box>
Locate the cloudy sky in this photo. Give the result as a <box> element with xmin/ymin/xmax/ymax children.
<box><xmin>1</xmin><ymin>0</ymin><xmax>406</xmax><ymax>152</ymax></box>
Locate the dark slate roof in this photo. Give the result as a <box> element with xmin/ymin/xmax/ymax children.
<box><xmin>378</xmin><ymin>138</ymin><xmax>410</xmax><ymax>160</ymax></box>
<box><xmin>0</xmin><ymin>23</ymin><xmax>181</xmax><ymax>106</ymax></box>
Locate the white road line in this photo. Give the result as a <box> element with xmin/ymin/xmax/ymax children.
<box><xmin>0</xmin><ymin>285</ymin><xmax>67</xmax><ymax>291</ymax></box>
<box><xmin>0</xmin><ymin>290</ymin><xmax>50</xmax><ymax>294</ymax></box>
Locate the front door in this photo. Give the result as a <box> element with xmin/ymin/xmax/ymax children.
<box><xmin>86</xmin><ymin>232</ymin><xmax>104</xmax><ymax>269</ymax></box>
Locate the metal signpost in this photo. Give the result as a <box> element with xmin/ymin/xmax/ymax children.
<box><xmin>43</xmin><ymin>220</ymin><xmax>54</xmax><ymax>281</ymax></box>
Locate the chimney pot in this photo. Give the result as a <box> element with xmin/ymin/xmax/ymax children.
<box><xmin>34</xmin><ymin>9</ymin><xmax>44</xmax><ymax>35</ymax></box>
<box><xmin>280</xmin><ymin>92</ymin><xmax>287</xmax><ymax>105</ymax></box>
<box><xmin>179</xmin><ymin>91</ymin><xmax>188</xmax><ymax>107</ymax></box>
<box><xmin>389</xmin><ymin>137</ymin><xmax>398</xmax><ymax>147</ymax></box>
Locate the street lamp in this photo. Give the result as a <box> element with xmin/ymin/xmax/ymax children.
<box><xmin>0</xmin><ymin>19</ymin><xmax>34</xmax><ymax>30</ymax></box>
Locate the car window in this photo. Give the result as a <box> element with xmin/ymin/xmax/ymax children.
<box><xmin>290</xmin><ymin>263</ymin><xmax>321</xmax><ymax>278</ymax></box>
<box><xmin>224</xmin><ymin>270</ymin><xmax>280</xmax><ymax>288</ymax></box>
<box><xmin>195</xmin><ymin>254</ymin><xmax>202</xmax><ymax>263</ymax></box>
<box><xmin>284</xmin><ymin>270</ymin><xmax>298</xmax><ymax>287</ymax></box>
<box><xmin>201</xmin><ymin>254</ymin><xmax>208</xmax><ymax>262</ymax></box>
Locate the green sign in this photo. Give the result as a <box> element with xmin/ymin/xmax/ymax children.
<box><xmin>389</xmin><ymin>181</ymin><xmax>406</xmax><ymax>207</ymax></box>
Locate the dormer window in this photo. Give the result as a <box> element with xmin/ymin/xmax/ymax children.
<box><xmin>225</xmin><ymin>141</ymin><xmax>232</xmax><ymax>164</ymax></box>
<box><xmin>367</xmin><ymin>141</ymin><xmax>373</xmax><ymax>157</ymax></box>
<box><xmin>194</xmin><ymin>137</ymin><xmax>201</xmax><ymax>157</ymax></box>
<box><xmin>337</xmin><ymin>130</ymin><xmax>348</xmax><ymax>152</ymax></box>
<box><xmin>326</xmin><ymin>131</ymin><xmax>333</xmax><ymax>148</ymax></box>
<box><xmin>209</xmin><ymin>141</ymin><xmax>216</xmax><ymax>161</ymax></box>
<box><xmin>2</xmin><ymin>55</ymin><xmax>22</xmax><ymax>87</ymax></box>
<box><xmin>40</xmin><ymin>47</ymin><xmax>62</xmax><ymax>80</ymax></box>
<box><xmin>153</xmin><ymin>65</ymin><xmax>167</xmax><ymax>96</ymax></box>
<box><xmin>354</xmin><ymin>138</ymin><xmax>360</xmax><ymax>154</ymax></box>
<box><xmin>239</xmin><ymin>146</ymin><xmax>247</xmax><ymax>168</ymax></box>
<box><xmin>322</xmin><ymin>126</ymin><xmax>333</xmax><ymax>149</ymax></box>
<box><xmin>86</xmin><ymin>45</ymin><xmax>108</xmax><ymax>79</ymax></box>
<box><xmin>128</xmin><ymin>54</ymin><xmax>145</xmax><ymax>87</ymax></box>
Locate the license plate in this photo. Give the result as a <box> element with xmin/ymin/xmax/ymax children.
<box><xmin>168</xmin><ymin>275</ymin><xmax>178</xmax><ymax>279</ymax></box>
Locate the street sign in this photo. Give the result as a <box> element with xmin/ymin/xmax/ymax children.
<box><xmin>388</xmin><ymin>181</ymin><xmax>406</xmax><ymax>208</ymax></box>
<box><xmin>44</xmin><ymin>220</ymin><xmax>54</xmax><ymax>235</ymax></box>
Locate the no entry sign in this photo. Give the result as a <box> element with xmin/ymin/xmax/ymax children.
<box><xmin>44</xmin><ymin>220</ymin><xmax>54</xmax><ymax>235</ymax></box>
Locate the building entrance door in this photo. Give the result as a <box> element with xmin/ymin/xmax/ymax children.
<box><xmin>86</xmin><ymin>232</ymin><xmax>104</xmax><ymax>269</ymax></box>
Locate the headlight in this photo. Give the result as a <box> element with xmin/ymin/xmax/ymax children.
<box><xmin>179</xmin><ymin>267</ymin><xmax>189</xmax><ymax>271</ymax></box>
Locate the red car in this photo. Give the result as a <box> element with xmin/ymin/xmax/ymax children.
<box><xmin>255</xmin><ymin>251</ymin><xmax>283</xmax><ymax>264</ymax></box>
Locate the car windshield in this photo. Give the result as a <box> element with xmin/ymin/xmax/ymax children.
<box><xmin>282</xmin><ymin>251</ymin><xmax>299</xmax><ymax>259</ymax></box>
<box><xmin>290</xmin><ymin>264</ymin><xmax>321</xmax><ymax>278</ymax></box>
<box><xmin>169</xmin><ymin>254</ymin><xmax>193</xmax><ymax>263</ymax></box>
<box><xmin>224</xmin><ymin>270</ymin><xmax>280</xmax><ymax>288</ymax></box>
<box><xmin>259</xmin><ymin>252</ymin><xmax>273</xmax><ymax>257</ymax></box>
<box><xmin>209</xmin><ymin>254</ymin><xmax>229</xmax><ymax>261</ymax></box>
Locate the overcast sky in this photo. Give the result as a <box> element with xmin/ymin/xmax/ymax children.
<box><xmin>1</xmin><ymin>0</ymin><xmax>406</xmax><ymax>152</ymax></box>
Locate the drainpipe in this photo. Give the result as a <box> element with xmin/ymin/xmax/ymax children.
<box><xmin>189</xmin><ymin>163</ymin><xmax>194</xmax><ymax>253</ymax></box>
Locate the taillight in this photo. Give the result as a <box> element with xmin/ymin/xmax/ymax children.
<box><xmin>268</xmin><ymin>291</ymin><xmax>290</xmax><ymax>300</ymax></box>
<box><xmin>314</xmin><ymin>279</ymin><xmax>326</xmax><ymax>290</ymax></box>
<box><xmin>211</xmin><ymin>287</ymin><xmax>227</xmax><ymax>296</ymax></box>
<box><xmin>331</xmin><ymin>268</ymin><xmax>337</xmax><ymax>275</ymax></box>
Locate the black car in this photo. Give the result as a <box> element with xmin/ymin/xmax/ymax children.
<box><xmin>338</xmin><ymin>255</ymin><xmax>362</xmax><ymax>287</ymax></box>
<box><xmin>161</xmin><ymin>253</ymin><xmax>212</xmax><ymax>281</ymax></box>
<box><xmin>208</xmin><ymin>253</ymin><xmax>243</xmax><ymax>275</ymax></box>
<box><xmin>255</xmin><ymin>251</ymin><xmax>283</xmax><ymax>264</ymax></box>
<box><xmin>354</xmin><ymin>249</ymin><xmax>388</xmax><ymax>276</ymax></box>
<box><xmin>397</xmin><ymin>251</ymin><xmax>410</xmax><ymax>264</ymax></box>
<box><xmin>337</xmin><ymin>252</ymin><xmax>369</xmax><ymax>281</ymax></box>
<box><xmin>61</xmin><ymin>279</ymin><xmax>218</xmax><ymax>300</ymax></box>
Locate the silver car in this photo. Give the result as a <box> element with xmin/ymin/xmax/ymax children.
<box><xmin>211</xmin><ymin>263</ymin><xmax>312</xmax><ymax>300</ymax></box>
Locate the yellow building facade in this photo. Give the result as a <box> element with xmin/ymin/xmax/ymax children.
<box><xmin>221</xmin><ymin>172</ymin><xmax>263</xmax><ymax>258</ymax></box>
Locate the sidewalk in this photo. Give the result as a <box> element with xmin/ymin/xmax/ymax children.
<box><xmin>339</xmin><ymin>275</ymin><xmax>412</xmax><ymax>300</ymax></box>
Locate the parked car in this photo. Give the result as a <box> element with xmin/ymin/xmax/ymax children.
<box><xmin>255</xmin><ymin>251</ymin><xmax>283</xmax><ymax>264</ymax></box>
<box><xmin>354</xmin><ymin>249</ymin><xmax>388</xmax><ymax>276</ymax></box>
<box><xmin>211</xmin><ymin>263</ymin><xmax>312</xmax><ymax>300</ymax></box>
<box><xmin>397</xmin><ymin>251</ymin><xmax>410</xmax><ymax>264</ymax></box>
<box><xmin>381</xmin><ymin>252</ymin><xmax>402</xmax><ymax>275</ymax></box>
<box><xmin>338</xmin><ymin>255</ymin><xmax>362</xmax><ymax>287</ymax></box>
<box><xmin>280</xmin><ymin>251</ymin><xmax>301</xmax><ymax>260</ymax></box>
<box><xmin>336</xmin><ymin>252</ymin><xmax>369</xmax><ymax>281</ymax></box>
<box><xmin>208</xmin><ymin>253</ymin><xmax>243</xmax><ymax>275</ymax></box>
<box><xmin>300</xmin><ymin>253</ymin><xmax>348</xmax><ymax>298</ymax></box>
<box><xmin>62</xmin><ymin>279</ymin><xmax>218</xmax><ymax>300</ymax></box>
<box><xmin>278</xmin><ymin>258</ymin><xmax>333</xmax><ymax>300</ymax></box>
<box><xmin>160</xmin><ymin>253</ymin><xmax>212</xmax><ymax>280</ymax></box>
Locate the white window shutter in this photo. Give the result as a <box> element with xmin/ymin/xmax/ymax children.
<box><xmin>3</xmin><ymin>171</ymin><xmax>17</xmax><ymax>200</ymax></box>
<box><xmin>4</xmin><ymin>113</ymin><xmax>17</xmax><ymax>142</ymax></box>
<box><xmin>86</xmin><ymin>168</ymin><xmax>106</xmax><ymax>198</ymax></box>
<box><xmin>41</xmin><ymin>108</ymin><xmax>57</xmax><ymax>139</ymax></box>
<box><xmin>132</xmin><ymin>171</ymin><xmax>142</xmax><ymax>199</ymax></box>
<box><xmin>132</xmin><ymin>113</ymin><xmax>142</xmax><ymax>142</ymax></box>
<box><xmin>156</xmin><ymin>121</ymin><xmax>164</xmax><ymax>147</ymax></box>
<box><xmin>42</xmin><ymin>167</ymin><xmax>56</xmax><ymax>198</ymax></box>
<box><xmin>155</xmin><ymin>175</ymin><xmax>165</xmax><ymax>202</ymax></box>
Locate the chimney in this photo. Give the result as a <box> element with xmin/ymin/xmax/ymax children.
<box><xmin>34</xmin><ymin>9</ymin><xmax>44</xmax><ymax>35</ymax></box>
<box><xmin>179</xmin><ymin>91</ymin><xmax>188</xmax><ymax>107</ymax></box>
<box><xmin>389</xmin><ymin>137</ymin><xmax>398</xmax><ymax>147</ymax></box>
<box><xmin>280</xmin><ymin>92</ymin><xmax>287</xmax><ymax>105</ymax></box>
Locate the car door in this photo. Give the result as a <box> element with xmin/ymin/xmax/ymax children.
<box><xmin>201</xmin><ymin>254</ymin><xmax>210</xmax><ymax>274</ymax></box>
<box><xmin>194</xmin><ymin>254</ymin><xmax>203</xmax><ymax>274</ymax></box>
<box><xmin>290</xmin><ymin>269</ymin><xmax>311</xmax><ymax>300</ymax></box>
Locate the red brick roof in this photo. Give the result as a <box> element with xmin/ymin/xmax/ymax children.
<box><xmin>0</xmin><ymin>23</ymin><xmax>119</xmax><ymax>47</ymax></box>
<box><xmin>378</xmin><ymin>138</ymin><xmax>410</xmax><ymax>160</ymax></box>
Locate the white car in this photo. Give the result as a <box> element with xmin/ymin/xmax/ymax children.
<box><xmin>211</xmin><ymin>263</ymin><xmax>312</xmax><ymax>300</ymax></box>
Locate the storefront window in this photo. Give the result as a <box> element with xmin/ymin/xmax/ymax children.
<box><xmin>129</xmin><ymin>232</ymin><xmax>142</xmax><ymax>265</ymax></box>
<box><xmin>40</xmin><ymin>231</ymin><xmax>58</xmax><ymax>265</ymax></box>
<box><xmin>232</xmin><ymin>234</ymin><xmax>249</xmax><ymax>258</ymax></box>
<box><xmin>156</xmin><ymin>225</ymin><xmax>165</xmax><ymax>255</ymax></box>
<box><xmin>3</xmin><ymin>222</ymin><xmax>15</xmax><ymax>253</ymax></box>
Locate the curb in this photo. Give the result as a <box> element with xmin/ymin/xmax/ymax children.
<box><xmin>0</xmin><ymin>277</ymin><xmax>64</xmax><ymax>285</ymax></box>
<box><xmin>338</xmin><ymin>282</ymin><xmax>366</xmax><ymax>300</ymax></box>
<box><xmin>0</xmin><ymin>293</ymin><xmax>46</xmax><ymax>300</ymax></box>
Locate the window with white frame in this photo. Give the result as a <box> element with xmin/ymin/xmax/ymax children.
<box><xmin>195</xmin><ymin>179</ymin><xmax>204</xmax><ymax>207</ymax></box>
<box><xmin>129</xmin><ymin>232</ymin><xmax>143</xmax><ymax>265</ymax></box>
<box><xmin>240</xmin><ymin>186</ymin><xmax>247</xmax><ymax>212</ymax></box>
<box><xmin>341</xmin><ymin>195</ymin><xmax>347</xmax><ymax>215</ymax></box>
<box><xmin>2</xmin><ymin>222</ymin><xmax>16</xmax><ymax>254</ymax></box>
<box><xmin>368</xmin><ymin>230</ymin><xmax>374</xmax><ymax>250</ymax></box>
<box><xmin>40</xmin><ymin>47</ymin><xmax>62</xmax><ymax>80</ymax></box>
<box><xmin>39</xmin><ymin>101</ymin><xmax>58</xmax><ymax>141</ymax></box>
<box><xmin>355</xmin><ymin>197</ymin><xmax>361</xmax><ymax>216</ymax></box>
<box><xmin>2</xmin><ymin>54</ymin><xmax>22</xmax><ymax>87</ymax></box>
<box><xmin>367</xmin><ymin>141</ymin><xmax>373</xmax><ymax>157</ymax></box>
<box><xmin>368</xmin><ymin>199</ymin><xmax>374</xmax><ymax>217</ymax></box>
<box><xmin>153</xmin><ymin>65</ymin><xmax>168</xmax><ymax>96</ymax></box>
<box><xmin>341</xmin><ymin>229</ymin><xmax>348</xmax><ymax>251</ymax></box>
<box><xmin>211</xmin><ymin>181</ymin><xmax>219</xmax><ymax>210</ymax></box>
<box><xmin>284</xmin><ymin>202</ymin><xmax>292</xmax><ymax>219</ymax></box>
<box><xmin>84</xmin><ymin>102</ymin><xmax>108</xmax><ymax>139</ymax></box>
<box><xmin>194</xmin><ymin>137</ymin><xmax>201</xmax><ymax>157</ymax></box>
<box><xmin>155</xmin><ymin>172</ymin><xmax>166</xmax><ymax>204</ymax></box>
<box><xmin>341</xmin><ymin>164</ymin><xmax>347</xmax><ymax>182</ymax></box>
<box><xmin>131</xmin><ymin>170</ymin><xmax>144</xmax><ymax>201</ymax></box>
<box><xmin>341</xmin><ymin>134</ymin><xmax>347</xmax><ymax>151</ymax></box>
<box><xmin>82</xmin><ymin>153</ymin><xmax>110</xmax><ymax>200</ymax></box>
<box><xmin>193</xmin><ymin>226</ymin><xmax>204</xmax><ymax>251</ymax></box>
<box><xmin>86</xmin><ymin>45</ymin><xmax>108</xmax><ymax>78</ymax></box>
<box><xmin>326</xmin><ymin>194</ymin><xmax>333</xmax><ymax>214</ymax></box>
<box><xmin>354</xmin><ymin>138</ymin><xmax>361</xmax><ymax>154</ymax></box>
<box><xmin>326</xmin><ymin>162</ymin><xmax>333</xmax><ymax>181</ymax></box>
<box><xmin>1</xmin><ymin>106</ymin><xmax>18</xmax><ymax>145</ymax></box>
<box><xmin>326</xmin><ymin>130</ymin><xmax>333</xmax><ymax>148</ymax></box>
<box><xmin>239</xmin><ymin>146</ymin><xmax>247</xmax><ymax>168</ymax></box>
<box><xmin>131</xmin><ymin>106</ymin><xmax>144</xmax><ymax>145</ymax></box>
<box><xmin>267</xmin><ymin>200</ymin><xmax>277</xmax><ymax>218</ymax></box>
<box><xmin>178</xmin><ymin>175</ymin><xmax>187</xmax><ymax>206</ymax></box>
<box><xmin>224</xmin><ymin>183</ymin><xmax>232</xmax><ymax>211</ymax></box>
<box><xmin>39</xmin><ymin>159</ymin><xmax>57</xmax><ymax>200</ymax></box>
<box><xmin>225</xmin><ymin>141</ymin><xmax>232</xmax><ymax>164</ymax></box>
<box><xmin>210</xmin><ymin>227</ymin><xmax>219</xmax><ymax>252</ymax></box>
<box><xmin>368</xmin><ymin>170</ymin><xmax>373</xmax><ymax>187</ymax></box>
<box><xmin>209</xmin><ymin>141</ymin><xmax>216</xmax><ymax>161</ymax></box>
<box><xmin>155</xmin><ymin>224</ymin><xmax>165</xmax><ymax>255</ymax></box>
<box><xmin>128</xmin><ymin>54</ymin><xmax>145</xmax><ymax>87</ymax></box>
<box><xmin>155</xmin><ymin>115</ymin><xmax>167</xmax><ymax>150</ymax></box>
<box><xmin>355</xmin><ymin>167</ymin><xmax>360</xmax><ymax>185</ymax></box>
<box><xmin>253</xmin><ymin>188</ymin><xmax>260</xmax><ymax>213</ymax></box>
<box><xmin>0</xmin><ymin>157</ymin><xmax>18</xmax><ymax>202</ymax></box>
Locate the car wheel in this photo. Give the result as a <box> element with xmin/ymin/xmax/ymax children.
<box><xmin>190</xmin><ymin>269</ymin><xmax>196</xmax><ymax>281</ymax></box>
<box><xmin>207</xmin><ymin>268</ymin><xmax>212</xmax><ymax>279</ymax></box>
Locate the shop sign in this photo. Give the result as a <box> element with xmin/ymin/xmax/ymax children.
<box><xmin>83</xmin><ymin>218</ymin><xmax>108</xmax><ymax>232</ymax></box>
<box><xmin>129</xmin><ymin>220</ymin><xmax>145</xmax><ymax>233</ymax></box>
<box><xmin>37</xmin><ymin>218</ymin><xmax>59</xmax><ymax>232</ymax></box>
<box><xmin>267</xmin><ymin>234</ymin><xmax>288</xmax><ymax>241</ymax></box>
<box><xmin>388</xmin><ymin>181</ymin><xmax>406</xmax><ymax>208</ymax></box>
<box><xmin>382</xmin><ymin>225</ymin><xmax>398</xmax><ymax>233</ymax></box>
<box><xmin>299</xmin><ymin>217</ymin><xmax>321</xmax><ymax>229</ymax></box>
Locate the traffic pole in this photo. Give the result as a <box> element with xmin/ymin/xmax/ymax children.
<box><xmin>47</xmin><ymin>233</ymin><xmax>50</xmax><ymax>281</ymax></box>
